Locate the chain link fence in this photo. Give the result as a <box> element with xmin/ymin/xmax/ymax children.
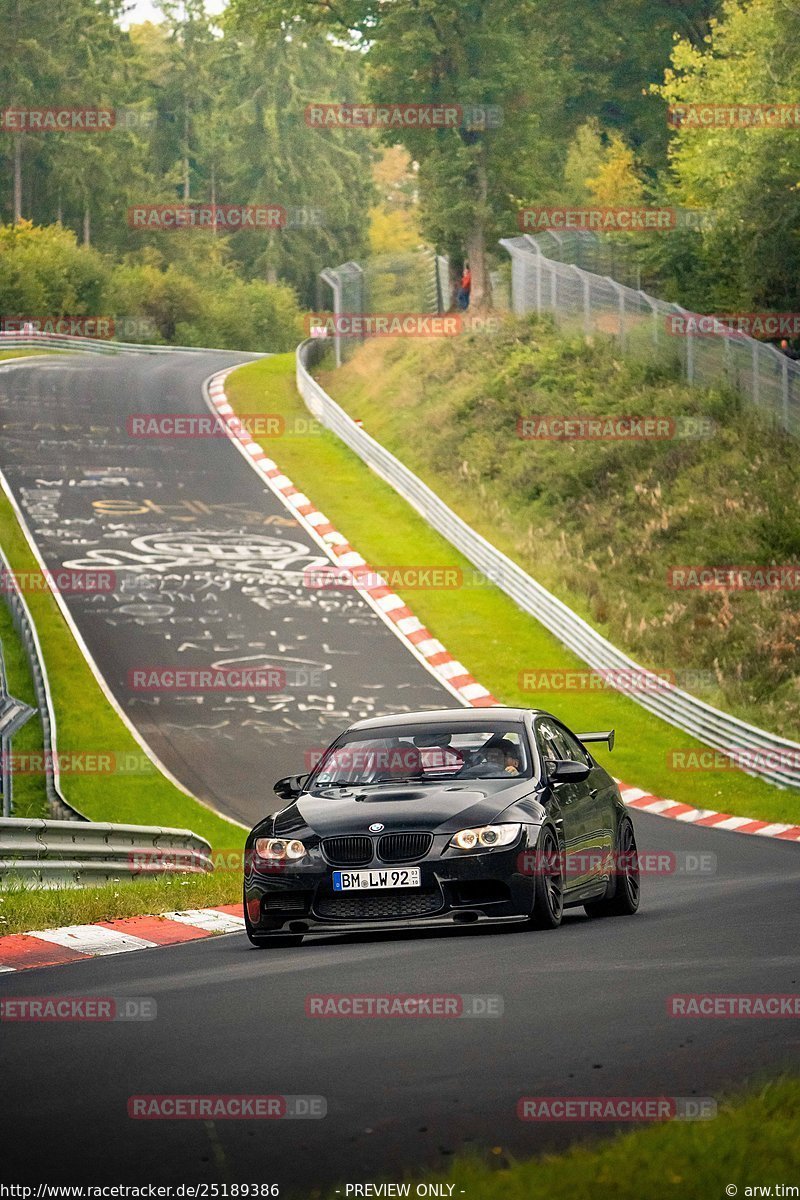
<box><xmin>527</xmin><ymin>229</ymin><xmax>651</xmax><ymax>291</ymax></box>
<box><xmin>500</xmin><ymin>233</ymin><xmax>800</xmax><ymax>438</ymax></box>
<box><xmin>318</xmin><ymin>250</ymin><xmax>447</xmax><ymax>366</ymax></box>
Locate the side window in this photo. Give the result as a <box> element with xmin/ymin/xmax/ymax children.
<box><xmin>555</xmin><ymin>723</ymin><xmax>593</xmax><ymax>767</ymax></box>
<box><xmin>534</xmin><ymin>719</ymin><xmax>571</xmax><ymax>769</ymax></box>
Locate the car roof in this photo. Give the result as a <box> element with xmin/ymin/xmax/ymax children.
<box><xmin>349</xmin><ymin>706</ymin><xmax>545</xmax><ymax>732</ymax></box>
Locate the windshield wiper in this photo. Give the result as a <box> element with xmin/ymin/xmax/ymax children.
<box><xmin>316</xmin><ymin>777</ymin><xmax>426</xmax><ymax>790</ymax></box>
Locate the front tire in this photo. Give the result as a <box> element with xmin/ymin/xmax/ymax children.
<box><xmin>527</xmin><ymin>826</ymin><xmax>564</xmax><ymax>930</ymax></box>
<box><xmin>584</xmin><ymin>816</ymin><xmax>640</xmax><ymax>918</ymax></box>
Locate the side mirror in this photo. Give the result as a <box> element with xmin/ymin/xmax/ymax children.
<box><xmin>550</xmin><ymin>759</ymin><xmax>591</xmax><ymax>784</ymax></box>
<box><xmin>273</xmin><ymin>774</ymin><xmax>308</xmax><ymax>800</ymax></box>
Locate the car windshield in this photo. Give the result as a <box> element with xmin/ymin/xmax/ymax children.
<box><xmin>307</xmin><ymin>721</ymin><xmax>531</xmax><ymax>789</ymax></box>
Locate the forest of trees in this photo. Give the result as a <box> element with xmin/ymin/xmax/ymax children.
<box><xmin>2</xmin><ymin>0</ymin><xmax>800</xmax><ymax>342</ymax></box>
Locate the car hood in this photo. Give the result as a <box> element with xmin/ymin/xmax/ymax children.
<box><xmin>273</xmin><ymin>778</ymin><xmax>543</xmax><ymax>838</ymax></box>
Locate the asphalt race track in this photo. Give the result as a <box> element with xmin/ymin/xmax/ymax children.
<box><xmin>1</xmin><ymin>351</ymin><xmax>799</xmax><ymax>1191</ymax></box>
<box><xmin>0</xmin><ymin>350</ymin><xmax>447</xmax><ymax>825</ymax></box>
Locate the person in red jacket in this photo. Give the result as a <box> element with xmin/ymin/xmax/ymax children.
<box><xmin>457</xmin><ymin>262</ymin><xmax>471</xmax><ymax>310</ymax></box>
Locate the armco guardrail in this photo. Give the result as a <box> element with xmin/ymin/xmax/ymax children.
<box><xmin>0</xmin><ymin>542</ymin><xmax>82</xmax><ymax>821</ymax></box>
<box><xmin>0</xmin><ymin>816</ymin><xmax>213</xmax><ymax>887</ymax></box>
<box><xmin>297</xmin><ymin>337</ymin><xmax>800</xmax><ymax>790</ymax></box>
<box><xmin>0</xmin><ymin>330</ymin><xmax>213</xmax><ymax>356</ymax></box>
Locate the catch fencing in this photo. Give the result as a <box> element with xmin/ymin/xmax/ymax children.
<box><xmin>499</xmin><ymin>233</ymin><xmax>800</xmax><ymax>438</ymax></box>
<box><xmin>318</xmin><ymin>250</ymin><xmax>447</xmax><ymax>365</ymax></box>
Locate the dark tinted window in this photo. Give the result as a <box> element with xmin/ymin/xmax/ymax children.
<box><xmin>555</xmin><ymin>723</ymin><xmax>593</xmax><ymax>767</ymax></box>
<box><xmin>534</xmin><ymin>718</ymin><xmax>571</xmax><ymax>767</ymax></box>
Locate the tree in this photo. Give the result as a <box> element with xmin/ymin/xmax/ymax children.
<box><xmin>227</xmin><ymin>0</ymin><xmax>567</xmax><ymax>309</ymax></box>
<box><xmin>653</xmin><ymin>0</ymin><xmax>800</xmax><ymax>310</ymax></box>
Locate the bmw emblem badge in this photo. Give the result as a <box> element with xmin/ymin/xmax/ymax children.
<box><xmin>369</xmin><ymin>823</ymin><xmax>384</xmax><ymax>832</ymax></box>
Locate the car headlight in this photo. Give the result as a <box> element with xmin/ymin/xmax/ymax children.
<box><xmin>449</xmin><ymin>823</ymin><xmax>522</xmax><ymax>851</ymax></box>
<box><xmin>254</xmin><ymin>837</ymin><xmax>307</xmax><ymax>861</ymax></box>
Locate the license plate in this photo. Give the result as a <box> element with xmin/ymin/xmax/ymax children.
<box><xmin>332</xmin><ymin>868</ymin><xmax>421</xmax><ymax>891</ymax></box>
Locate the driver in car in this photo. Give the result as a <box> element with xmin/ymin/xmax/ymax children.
<box><xmin>483</xmin><ymin>739</ymin><xmax>521</xmax><ymax>775</ymax></box>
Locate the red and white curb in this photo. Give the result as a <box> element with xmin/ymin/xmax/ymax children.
<box><xmin>205</xmin><ymin>367</ymin><xmax>800</xmax><ymax>849</ymax></box>
<box><xmin>616</xmin><ymin>782</ymin><xmax>800</xmax><ymax>841</ymax></box>
<box><xmin>0</xmin><ymin>905</ymin><xmax>245</xmax><ymax>973</ymax></box>
<box><xmin>205</xmin><ymin>370</ymin><xmax>497</xmax><ymax>709</ymax></box>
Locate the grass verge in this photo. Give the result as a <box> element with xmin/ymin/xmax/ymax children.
<box><xmin>321</xmin><ymin>1078</ymin><xmax>800</xmax><ymax>1200</ymax></box>
<box><xmin>0</xmin><ymin>349</ymin><xmax>67</xmax><ymax>361</ymax></box>
<box><xmin>226</xmin><ymin>353</ymin><xmax>796</xmax><ymax>823</ymax></box>
<box><xmin>0</xmin><ymin>871</ymin><xmax>241</xmax><ymax>936</ymax></box>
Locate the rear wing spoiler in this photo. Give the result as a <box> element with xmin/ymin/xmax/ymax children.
<box><xmin>577</xmin><ymin>729</ymin><xmax>615</xmax><ymax>752</ymax></box>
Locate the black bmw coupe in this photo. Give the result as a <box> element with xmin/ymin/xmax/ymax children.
<box><xmin>243</xmin><ymin>706</ymin><xmax>640</xmax><ymax>946</ymax></box>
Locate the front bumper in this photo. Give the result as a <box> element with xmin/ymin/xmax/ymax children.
<box><xmin>243</xmin><ymin>828</ymin><xmax>540</xmax><ymax>935</ymax></box>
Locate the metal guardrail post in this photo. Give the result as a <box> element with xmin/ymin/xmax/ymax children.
<box><xmin>522</xmin><ymin>236</ymin><xmax>544</xmax><ymax>314</ymax></box>
<box><xmin>752</xmin><ymin>340</ymin><xmax>761</xmax><ymax>411</ymax></box>
<box><xmin>603</xmin><ymin>277</ymin><xmax>627</xmax><ymax>352</ymax></box>
<box><xmin>435</xmin><ymin>255</ymin><xmax>449</xmax><ymax>314</ymax></box>
<box><xmin>637</xmin><ymin>291</ymin><xmax>660</xmax><ymax>348</ymax></box>
<box><xmin>320</xmin><ymin>267</ymin><xmax>343</xmax><ymax>368</ymax></box>
<box><xmin>672</xmin><ymin>305</ymin><xmax>694</xmax><ymax>383</ymax></box>
<box><xmin>319</xmin><ymin>262</ymin><xmax>365</xmax><ymax>368</ymax></box>
<box><xmin>575</xmin><ymin>266</ymin><xmax>591</xmax><ymax>336</ymax></box>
